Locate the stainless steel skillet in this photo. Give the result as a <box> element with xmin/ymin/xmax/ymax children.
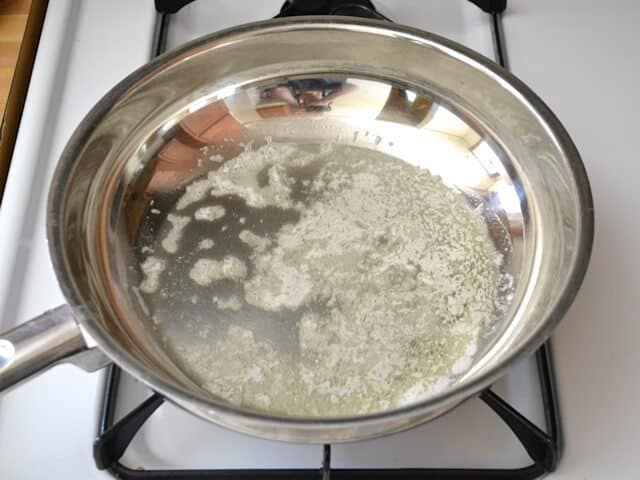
<box><xmin>0</xmin><ymin>17</ymin><xmax>593</xmax><ymax>442</ymax></box>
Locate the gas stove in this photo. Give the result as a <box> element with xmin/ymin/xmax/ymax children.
<box><xmin>91</xmin><ymin>2</ymin><xmax>558</xmax><ymax>478</ymax></box>
<box><xmin>1</xmin><ymin>1</ymin><xmax>635</xmax><ymax>479</ymax></box>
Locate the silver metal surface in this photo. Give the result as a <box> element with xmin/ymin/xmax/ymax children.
<box><xmin>0</xmin><ymin>17</ymin><xmax>592</xmax><ymax>442</ymax></box>
<box><xmin>0</xmin><ymin>306</ymin><xmax>87</xmax><ymax>391</ymax></box>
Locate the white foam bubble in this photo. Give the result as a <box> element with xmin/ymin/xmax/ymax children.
<box><xmin>161</xmin><ymin>214</ymin><xmax>190</xmax><ymax>254</ymax></box>
<box><xmin>189</xmin><ymin>256</ymin><xmax>247</xmax><ymax>286</ymax></box>
<box><xmin>139</xmin><ymin>256</ymin><xmax>166</xmax><ymax>294</ymax></box>
<box><xmin>194</xmin><ymin>205</ymin><xmax>225</xmax><ymax>222</ymax></box>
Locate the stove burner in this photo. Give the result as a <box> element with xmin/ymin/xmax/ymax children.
<box><xmin>276</xmin><ymin>0</ymin><xmax>389</xmax><ymax>20</ymax></box>
<box><xmin>96</xmin><ymin>2</ymin><xmax>560</xmax><ymax>478</ymax></box>
<box><xmin>95</xmin><ymin>345</ymin><xmax>560</xmax><ymax>479</ymax></box>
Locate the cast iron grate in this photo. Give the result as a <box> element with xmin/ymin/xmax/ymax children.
<box><xmin>94</xmin><ymin>1</ymin><xmax>561</xmax><ymax>478</ymax></box>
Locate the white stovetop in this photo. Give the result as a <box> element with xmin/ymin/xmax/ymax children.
<box><xmin>0</xmin><ymin>0</ymin><xmax>638</xmax><ymax>478</ymax></box>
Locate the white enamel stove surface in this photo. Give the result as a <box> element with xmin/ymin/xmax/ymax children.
<box><xmin>0</xmin><ymin>0</ymin><xmax>637</xmax><ymax>478</ymax></box>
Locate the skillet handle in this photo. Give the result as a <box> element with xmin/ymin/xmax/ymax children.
<box><xmin>0</xmin><ymin>305</ymin><xmax>109</xmax><ymax>393</ymax></box>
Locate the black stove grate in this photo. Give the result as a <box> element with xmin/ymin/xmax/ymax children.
<box><xmin>94</xmin><ymin>2</ymin><xmax>561</xmax><ymax>478</ymax></box>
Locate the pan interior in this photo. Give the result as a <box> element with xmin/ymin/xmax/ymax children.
<box><xmin>106</xmin><ymin>74</ymin><xmax>526</xmax><ymax>418</ymax></box>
